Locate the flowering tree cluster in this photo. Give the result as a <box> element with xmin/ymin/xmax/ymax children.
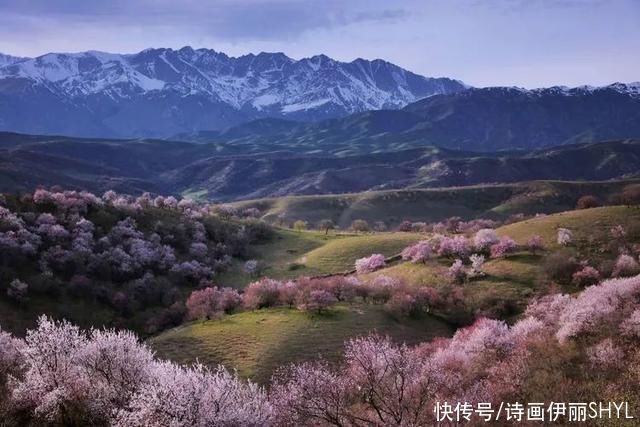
<box><xmin>272</xmin><ymin>274</ymin><xmax>640</xmax><ymax>425</ymax></box>
<box><xmin>185</xmin><ymin>274</ymin><xmax>457</xmax><ymax>320</ymax></box>
<box><xmin>397</xmin><ymin>217</ymin><xmax>511</xmax><ymax>234</ymax></box>
<box><xmin>0</xmin><ymin>316</ymin><xmax>272</xmax><ymax>425</ymax></box>
<box><xmin>0</xmin><ymin>189</ymin><xmax>268</xmax><ymax>333</ymax></box>
<box><xmin>397</xmin><ymin>229</ymin><xmax>539</xmax><ymax>284</ymax></box>
<box><xmin>3</xmin><ymin>273</ymin><xmax>638</xmax><ymax>425</ymax></box>
<box><xmin>185</xmin><ymin>286</ymin><xmax>242</xmax><ymax>320</ymax></box>
<box><xmin>437</xmin><ymin>235</ymin><xmax>470</xmax><ymax>258</ymax></box>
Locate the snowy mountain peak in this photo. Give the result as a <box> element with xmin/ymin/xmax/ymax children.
<box><xmin>0</xmin><ymin>47</ymin><xmax>465</xmax><ymax>109</ymax></box>
<box><xmin>483</xmin><ymin>82</ymin><xmax>640</xmax><ymax>98</ymax></box>
<box><xmin>0</xmin><ymin>47</ymin><xmax>467</xmax><ymax>138</ymax></box>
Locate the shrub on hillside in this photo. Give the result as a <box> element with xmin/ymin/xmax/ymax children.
<box><xmin>291</xmin><ymin>220</ymin><xmax>307</xmax><ymax>232</ymax></box>
<box><xmin>317</xmin><ymin>219</ymin><xmax>335</xmax><ymax>234</ymax></box>
<box><xmin>6</xmin><ymin>279</ymin><xmax>28</xmax><ymax>302</ymax></box>
<box><xmin>525</xmin><ymin>235</ymin><xmax>545</xmax><ymax>254</ymax></box>
<box><xmin>612</xmin><ymin>254</ymin><xmax>640</xmax><ymax>277</ymax></box>
<box><xmin>490</xmin><ymin>236</ymin><xmax>518</xmax><ymax>258</ymax></box>
<box><xmin>296</xmin><ymin>290</ymin><xmax>337</xmax><ymax>313</ymax></box>
<box><xmin>576</xmin><ymin>195</ymin><xmax>600</xmax><ymax>210</ymax></box>
<box><xmin>447</xmin><ymin>259</ymin><xmax>467</xmax><ymax>284</ymax></box>
<box><xmin>243</xmin><ymin>259</ymin><xmax>260</xmax><ymax>275</ymax></box>
<box><xmin>364</xmin><ymin>275</ymin><xmax>401</xmax><ymax>303</ymax></box>
<box><xmin>610</xmin><ymin>184</ymin><xmax>640</xmax><ymax>206</ymax></box>
<box><xmin>351</xmin><ymin>219</ymin><xmax>370</xmax><ymax>233</ymax></box>
<box><xmin>571</xmin><ymin>265</ymin><xmax>601</xmax><ymax>287</ymax></box>
<box><xmin>373</xmin><ymin>221</ymin><xmax>387</xmax><ymax>232</ymax></box>
<box><xmin>544</xmin><ymin>250</ymin><xmax>580</xmax><ymax>284</ymax></box>
<box><xmin>557</xmin><ymin>228</ymin><xmax>573</xmax><ymax>246</ymax></box>
<box><xmin>469</xmin><ymin>254</ymin><xmax>485</xmax><ymax>277</ymax></box>
<box><xmin>186</xmin><ymin>286</ymin><xmax>242</xmax><ymax>320</ymax></box>
<box><xmin>397</xmin><ymin>220</ymin><xmax>413</xmax><ymax>232</ymax></box>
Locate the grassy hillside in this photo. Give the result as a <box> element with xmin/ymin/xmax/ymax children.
<box><xmin>150</xmin><ymin>305</ymin><xmax>452</xmax><ymax>384</ymax></box>
<box><xmin>232</xmin><ymin>180</ymin><xmax>640</xmax><ymax>229</ymax></box>
<box><xmin>151</xmin><ymin>205</ymin><xmax>640</xmax><ymax>384</ymax></box>
<box><xmin>302</xmin><ymin>232</ymin><xmax>422</xmax><ymax>273</ymax></box>
<box><xmin>217</xmin><ymin>229</ymin><xmax>423</xmax><ymax>288</ymax></box>
<box><xmin>497</xmin><ymin>205</ymin><xmax>640</xmax><ymax>249</ymax></box>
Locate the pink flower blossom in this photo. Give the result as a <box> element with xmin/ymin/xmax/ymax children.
<box><xmin>115</xmin><ymin>362</ymin><xmax>272</xmax><ymax>426</ymax></box>
<box><xmin>400</xmin><ymin>241</ymin><xmax>432</xmax><ymax>263</ymax></box>
<box><xmin>296</xmin><ymin>289</ymin><xmax>337</xmax><ymax>313</ymax></box>
<box><xmin>186</xmin><ymin>286</ymin><xmax>242</xmax><ymax>320</ymax></box>
<box><xmin>525</xmin><ymin>235</ymin><xmax>545</xmax><ymax>253</ymax></box>
<box><xmin>437</xmin><ymin>236</ymin><xmax>469</xmax><ymax>258</ymax></box>
<box><xmin>556</xmin><ymin>275</ymin><xmax>640</xmax><ymax>342</ymax></box>
<box><xmin>572</xmin><ymin>265</ymin><xmax>601</xmax><ymax>287</ymax></box>
<box><xmin>447</xmin><ymin>259</ymin><xmax>467</xmax><ymax>284</ymax></box>
<box><xmin>355</xmin><ymin>253</ymin><xmax>386</xmax><ymax>274</ymax></box>
<box><xmin>612</xmin><ymin>254</ymin><xmax>640</xmax><ymax>277</ymax></box>
<box><xmin>490</xmin><ymin>236</ymin><xmax>518</xmax><ymax>258</ymax></box>
<box><xmin>474</xmin><ymin>229</ymin><xmax>499</xmax><ymax>252</ymax></box>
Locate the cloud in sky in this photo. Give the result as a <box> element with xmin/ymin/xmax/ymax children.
<box><xmin>0</xmin><ymin>0</ymin><xmax>638</xmax><ymax>88</ymax></box>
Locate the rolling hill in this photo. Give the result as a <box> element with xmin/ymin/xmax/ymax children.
<box><xmin>151</xmin><ymin>205</ymin><xmax>640</xmax><ymax>384</ymax></box>
<box><xmin>1</xmin><ymin>131</ymin><xmax>639</xmax><ymax>201</ymax></box>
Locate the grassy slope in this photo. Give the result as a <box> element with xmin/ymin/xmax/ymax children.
<box><xmin>150</xmin><ymin>305</ymin><xmax>452</xmax><ymax>384</ymax></box>
<box><xmin>497</xmin><ymin>205</ymin><xmax>640</xmax><ymax>250</ymax></box>
<box><xmin>151</xmin><ymin>206</ymin><xmax>640</xmax><ymax>382</ymax></box>
<box><xmin>361</xmin><ymin>206</ymin><xmax>640</xmax><ymax>317</ymax></box>
<box><xmin>217</xmin><ymin>230</ymin><xmax>424</xmax><ymax>288</ymax></box>
<box><xmin>302</xmin><ymin>232</ymin><xmax>423</xmax><ymax>273</ymax></box>
<box><xmin>231</xmin><ymin>180</ymin><xmax>640</xmax><ymax>229</ymax></box>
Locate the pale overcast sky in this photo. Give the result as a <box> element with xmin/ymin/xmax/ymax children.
<box><xmin>0</xmin><ymin>0</ymin><xmax>638</xmax><ymax>88</ymax></box>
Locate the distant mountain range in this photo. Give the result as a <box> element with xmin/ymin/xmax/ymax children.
<box><xmin>0</xmin><ymin>47</ymin><xmax>464</xmax><ymax>138</ymax></box>
<box><xmin>1</xmin><ymin>132</ymin><xmax>639</xmax><ymax>201</ymax></box>
<box><xmin>175</xmin><ymin>83</ymin><xmax>640</xmax><ymax>152</ymax></box>
<box><xmin>0</xmin><ymin>47</ymin><xmax>638</xmax><ymax>152</ymax></box>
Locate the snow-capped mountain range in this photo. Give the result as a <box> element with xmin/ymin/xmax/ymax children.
<box><xmin>0</xmin><ymin>47</ymin><xmax>638</xmax><ymax>140</ymax></box>
<box><xmin>0</xmin><ymin>47</ymin><xmax>465</xmax><ymax>137</ymax></box>
<box><xmin>496</xmin><ymin>82</ymin><xmax>640</xmax><ymax>98</ymax></box>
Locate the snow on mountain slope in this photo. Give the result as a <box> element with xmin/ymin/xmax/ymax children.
<box><xmin>0</xmin><ymin>47</ymin><xmax>467</xmax><ymax>137</ymax></box>
<box><xmin>0</xmin><ymin>53</ymin><xmax>25</xmax><ymax>67</ymax></box>
<box><xmin>0</xmin><ymin>47</ymin><xmax>466</xmax><ymax>138</ymax></box>
<box><xmin>486</xmin><ymin>83</ymin><xmax>640</xmax><ymax>98</ymax></box>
